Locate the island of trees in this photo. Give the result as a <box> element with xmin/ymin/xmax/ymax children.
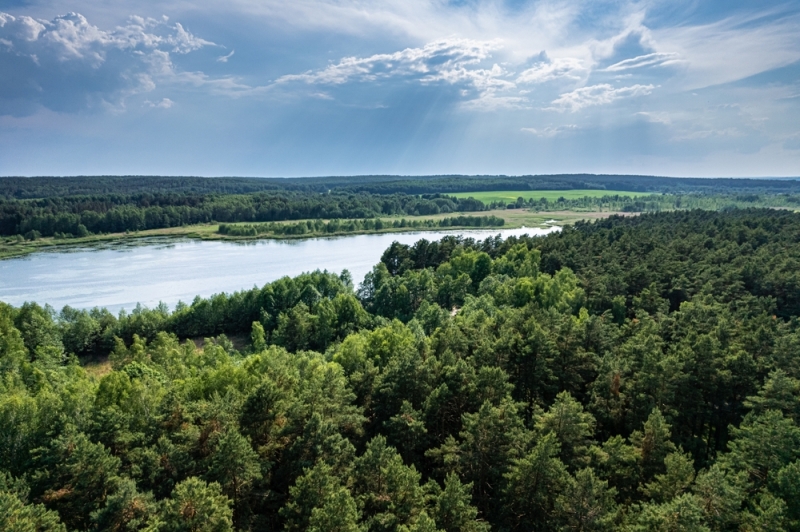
<box><xmin>2</xmin><ymin>208</ymin><xmax>800</xmax><ymax>531</ymax></box>
<box><xmin>218</xmin><ymin>216</ymin><xmax>505</xmax><ymax>237</ymax></box>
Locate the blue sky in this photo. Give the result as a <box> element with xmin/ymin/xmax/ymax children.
<box><xmin>1</xmin><ymin>0</ymin><xmax>799</xmax><ymax>177</ymax></box>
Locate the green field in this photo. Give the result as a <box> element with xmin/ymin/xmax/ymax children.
<box><xmin>451</xmin><ymin>189</ymin><xmax>654</xmax><ymax>203</ymax></box>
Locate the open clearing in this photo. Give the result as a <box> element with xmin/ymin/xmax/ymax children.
<box><xmin>451</xmin><ymin>189</ymin><xmax>655</xmax><ymax>203</ymax></box>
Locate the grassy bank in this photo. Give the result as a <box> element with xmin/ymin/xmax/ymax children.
<box><xmin>451</xmin><ymin>189</ymin><xmax>655</xmax><ymax>203</ymax></box>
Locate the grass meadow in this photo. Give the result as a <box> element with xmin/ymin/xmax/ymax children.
<box><xmin>451</xmin><ymin>189</ymin><xmax>654</xmax><ymax>203</ymax></box>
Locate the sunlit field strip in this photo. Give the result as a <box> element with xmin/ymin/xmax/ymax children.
<box><xmin>450</xmin><ymin>189</ymin><xmax>655</xmax><ymax>203</ymax></box>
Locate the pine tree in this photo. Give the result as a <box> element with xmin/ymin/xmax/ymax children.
<box><xmin>640</xmin><ymin>451</ymin><xmax>695</xmax><ymax>503</ymax></box>
<box><xmin>431</xmin><ymin>473</ymin><xmax>489</xmax><ymax>532</ymax></box>
<box><xmin>398</xmin><ymin>511</ymin><xmax>442</xmax><ymax>532</ymax></box>
<box><xmin>280</xmin><ymin>462</ymin><xmax>341</xmax><ymax>532</ymax></box>
<box><xmin>691</xmin><ymin>464</ymin><xmax>747</xmax><ymax>531</ymax></box>
<box><xmin>158</xmin><ymin>478</ymin><xmax>233</xmax><ymax>532</ymax></box>
<box><xmin>91</xmin><ymin>477</ymin><xmax>156</xmax><ymax>532</ymax></box>
<box><xmin>307</xmin><ymin>487</ymin><xmax>362</xmax><ymax>532</ymax></box>
<box><xmin>206</xmin><ymin>429</ymin><xmax>262</xmax><ymax>528</ymax></box>
<box><xmin>503</xmin><ymin>433</ymin><xmax>570</xmax><ymax>531</ymax></box>
<box><xmin>774</xmin><ymin>460</ymin><xmax>800</xmax><ymax>530</ymax></box>
<box><xmin>556</xmin><ymin>468</ymin><xmax>618</xmax><ymax>532</ymax></box>
<box><xmin>625</xmin><ymin>493</ymin><xmax>710</xmax><ymax>532</ymax></box>
<box><xmin>535</xmin><ymin>391</ymin><xmax>597</xmax><ymax>469</ymax></box>
<box><xmin>744</xmin><ymin>370</ymin><xmax>800</xmax><ymax>421</ymax></box>
<box><xmin>630</xmin><ymin>409</ymin><xmax>676</xmax><ymax>485</ymax></box>
<box><xmin>0</xmin><ymin>486</ymin><xmax>66</xmax><ymax>532</ymax></box>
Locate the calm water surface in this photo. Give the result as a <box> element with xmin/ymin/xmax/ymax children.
<box><xmin>0</xmin><ymin>227</ymin><xmax>558</xmax><ymax>312</ymax></box>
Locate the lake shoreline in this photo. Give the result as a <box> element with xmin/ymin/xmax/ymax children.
<box><xmin>0</xmin><ymin>209</ymin><xmax>631</xmax><ymax>261</ymax></box>
<box><xmin>0</xmin><ymin>223</ymin><xmax>512</xmax><ymax>261</ymax></box>
<box><xmin>0</xmin><ymin>226</ymin><xmax>562</xmax><ymax>312</ymax></box>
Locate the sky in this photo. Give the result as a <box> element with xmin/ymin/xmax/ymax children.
<box><xmin>0</xmin><ymin>0</ymin><xmax>799</xmax><ymax>177</ymax></box>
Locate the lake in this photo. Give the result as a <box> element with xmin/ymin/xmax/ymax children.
<box><xmin>0</xmin><ymin>227</ymin><xmax>559</xmax><ymax>313</ymax></box>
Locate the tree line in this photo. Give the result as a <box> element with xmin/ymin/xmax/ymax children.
<box><xmin>475</xmin><ymin>193</ymin><xmax>800</xmax><ymax>213</ymax></box>
<box><xmin>218</xmin><ymin>216</ymin><xmax>505</xmax><ymax>237</ymax></box>
<box><xmin>5</xmin><ymin>174</ymin><xmax>800</xmax><ymax>200</ymax></box>
<box><xmin>0</xmin><ymin>193</ymin><xmax>485</xmax><ymax>239</ymax></box>
<box><xmin>4</xmin><ymin>173</ymin><xmax>800</xmax><ymax>241</ymax></box>
<box><xmin>2</xmin><ymin>209</ymin><xmax>800</xmax><ymax>530</ymax></box>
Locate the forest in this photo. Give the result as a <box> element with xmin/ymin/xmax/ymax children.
<box><xmin>3</xmin><ymin>208</ymin><xmax>800</xmax><ymax>531</ymax></box>
<box><xmin>4</xmin><ymin>175</ymin><xmax>800</xmax><ymax>199</ymax></box>
<box><xmin>3</xmin><ymin>174</ymin><xmax>800</xmax><ymax>242</ymax></box>
<box><xmin>480</xmin><ymin>192</ymin><xmax>800</xmax><ymax>212</ymax></box>
<box><xmin>0</xmin><ymin>193</ymin><xmax>486</xmax><ymax>239</ymax></box>
<box><xmin>217</xmin><ymin>216</ymin><xmax>505</xmax><ymax>237</ymax></box>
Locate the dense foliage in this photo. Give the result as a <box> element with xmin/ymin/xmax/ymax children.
<box><xmin>4</xmin><ymin>174</ymin><xmax>800</xmax><ymax>200</ymax></box>
<box><xmin>3</xmin><ymin>174</ymin><xmax>800</xmax><ymax>240</ymax></box>
<box><xmin>334</xmin><ymin>175</ymin><xmax>800</xmax><ymax>195</ymax></box>
<box><xmin>3</xmin><ymin>209</ymin><xmax>800</xmax><ymax>531</ymax></box>
<box><xmin>483</xmin><ymin>192</ymin><xmax>800</xmax><ymax>213</ymax></box>
<box><xmin>0</xmin><ymin>193</ymin><xmax>484</xmax><ymax>238</ymax></box>
<box><xmin>218</xmin><ymin>216</ymin><xmax>504</xmax><ymax>237</ymax></box>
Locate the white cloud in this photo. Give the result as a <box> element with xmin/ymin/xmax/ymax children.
<box><xmin>652</xmin><ymin>8</ymin><xmax>800</xmax><ymax>89</ymax></box>
<box><xmin>2</xmin><ymin>0</ymin><xmax>799</xmax><ymax>177</ymax></box>
<box><xmin>226</xmin><ymin>0</ymin><xmax>798</xmax><ymax>91</ymax></box>
<box><xmin>277</xmin><ymin>38</ymin><xmax>502</xmax><ymax>85</ymax></box>
<box><xmin>217</xmin><ymin>50</ymin><xmax>234</xmax><ymax>62</ymax></box>
<box><xmin>260</xmin><ymin>2</ymin><xmax>799</xmax><ymax>112</ymax></box>
<box><xmin>0</xmin><ymin>11</ymin><xmax>230</xmax><ymax>114</ymax></box>
<box><xmin>550</xmin><ymin>83</ymin><xmax>655</xmax><ymax>112</ymax></box>
<box><xmin>521</xmin><ymin>124</ymin><xmax>580</xmax><ymax>137</ymax></box>
<box><xmin>144</xmin><ymin>49</ymin><xmax>258</xmax><ymax>96</ymax></box>
<box><xmin>604</xmin><ymin>52</ymin><xmax>681</xmax><ymax>72</ymax></box>
<box><xmin>277</xmin><ymin>38</ymin><xmax>523</xmax><ymax>108</ymax></box>
<box><xmin>462</xmin><ymin>93</ymin><xmax>527</xmax><ymax>111</ymax></box>
<box><xmin>170</xmin><ymin>22</ymin><xmax>213</xmax><ymax>53</ymax></box>
<box><xmin>221</xmin><ymin>0</ymin><xmax>575</xmax><ymax>52</ymax></box>
<box><xmin>145</xmin><ymin>97</ymin><xmax>173</xmax><ymax>108</ymax></box>
<box><xmin>637</xmin><ymin>111</ymin><xmax>672</xmax><ymax>124</ymax></box>
<box><xmin>588</xmin><ymin>12</ymin><xmax>657</xmax><ymax>63</ymax></box>
<box><xmin>517</xmin><ymin>56</ymin><xmax>586</xmax><ymax>84</ymax></box>
<box><xmin>673</xmin><ymin>127</ymin><xmax>745</xmax><ymax>141</ymax></box>
<box><xmin>0</xmin><ymin>13</ymin><xmax>45</xmax><ymax>42</ymax></box>
<box><xmin>0</xmin><ymin>12</ymin><xmax>214</xmax><ymax>63</ymax></box>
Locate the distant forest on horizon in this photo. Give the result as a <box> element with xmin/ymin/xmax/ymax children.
<box><xmin>2</xmin><ymin>174</ymin><xmax>800</xmax><ymax>241</ymax></box>
<box><xmin>2</xmin><ymin>174</ymin><xmax>800</xmax><ymax>199</ymax></box>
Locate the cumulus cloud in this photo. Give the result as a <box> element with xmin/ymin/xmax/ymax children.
<box><xmin>276</xmin><ymin>38</ymin><xmax>523</xmax><ymax>108</ymax></box>
<box><xmin>516</xmin><ymin>53</ymin><xmax>586</xmax><ymax>84</ymax></box>
<box><xmin>278</xmin><ymin>38</ymin><xmax>502</xmax><ymax>85</ymax></box>
<box><xmin>549</xmin><ymin>83</ymin><xmax>655</xmax><ymax>112</ymax></box>
<box><xmin>0</xmin><ymin>11</ymin><xmax>217</xmax><ymax>114</ymax></box>
<box><xmin>0</xmin><ymin>12</ymin><xmax>212</xmax><ymax>60</ymax></box>
<box><xmin>223</xmin><ymin>0</ymin><xmax>799</xmax><ymax>89</ymax></box>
